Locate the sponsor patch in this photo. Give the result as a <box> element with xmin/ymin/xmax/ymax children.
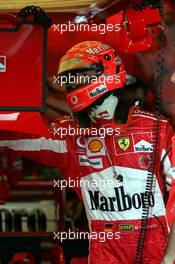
<box><xmin>138</xmin><ymin>155</ymin><xmax>151</xmax><ymax>170</ymax></box>
<box><xmin>119</xmin><ymin>224</ymin><xmax>134</xmax><ymax>232</ymax></box>
<box><xmin>88</xmin><ymin>139</ymin><xmax>103</xmax><ymax>153</ymax></box>
<box><xmin>78</xmin><ymin>155</ymin><xmax>103</xmax><ymax>169</ymax></box>
<box><xmin>86</xmin><ymin>43</ymin><xmax>110</xmax><ymax>55</ymax></box>
<box><xmin>86</xmin><ymin>138</ymin><xmax>105</xmax><ymax>157</ymax></box>
<box><xmin>104</xmin><ymin>225</ymin><xmax>113</xmax><ymax>232</ymax></box>
<box><xmin>88</xmin><ymin>85</ymin><xmax>107</xmax><ymax>98</ymax></box>
<box><xmin>88</xmin><ymin>186</ymin><xmax>155</xmax><ymax>212</ymax></box>
<box><xmin>133</xmin><ymin>109</ymin><xmax>156</xmax><ymax>118</ymax></box>
<box><xmin>113</xmin><ymin>135</ymin><xmax>133</xmax><ymax>156</ymax></box>
<box><xmin>134</xmin><ymin>140</ymin><xmax>153</xmax><ymax>153</ymax></box>
<box><xmin>118</xmin><ymin>137</ymin><xmax>130</xmax><ymax>151</ymax></box>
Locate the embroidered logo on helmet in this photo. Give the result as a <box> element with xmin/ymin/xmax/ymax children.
<box><xmin>88</xmin><ymin>85</ymin><xmax>107</xmax><ymax>98</ymax></box>
<box><xmin>86</xmin><ymin>43</ymin><xmax>110</xmax><ymax>55</ymax></box>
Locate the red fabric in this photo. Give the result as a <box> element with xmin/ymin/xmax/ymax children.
<box><xmin>90</xmin><ymin>217</ymin><xmax>168</xmax><ymax>264</ymax></box>
<box><xmin>70</xmin><ymin>258</ymin><xmax>88</xmax><ymax>264</ymax></box>
<box><xmin>0</xmin><ymin>107</ymin><xmax>173</xmax><ymax>262</ymax></box>
<box><xmin>9</xmin><ymin>252</ymin><xmax>35</xmax><ymax>264</ymax></box>
<box><xmin>0</xmin><ymin>14</ymin><xmax>45</xmax><ymax>110</ymax></box>
<box><xmin>0</xmin><ymin>112</ymin><xmax>49</xmax><ymax>137</ymax></box>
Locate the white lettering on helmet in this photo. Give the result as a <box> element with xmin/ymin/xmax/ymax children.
<box><xmin>88</xmin><ymin>85</ymin><xmax>107</xmax><ymax>98</ymax></box>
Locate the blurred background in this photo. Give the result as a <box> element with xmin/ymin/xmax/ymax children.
<box><xmin>0</xmin><ymin>0</ymin><xmax>174</xmax><ymax>263</ymax></box>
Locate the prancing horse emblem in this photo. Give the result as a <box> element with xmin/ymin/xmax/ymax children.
<box><xmin>118</xmin><ymin>137</ymin><xmax>130</xmax><ymax>151</ymax></box>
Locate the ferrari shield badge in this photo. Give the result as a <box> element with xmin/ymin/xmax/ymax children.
<box><xmin>118</xmin><ymin>137</ymin><xmax>130</xmax><ymax>151</ymax></box>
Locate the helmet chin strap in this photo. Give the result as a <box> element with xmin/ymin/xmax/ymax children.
<box><xmin>88</xmin><ymin>94</ymin><xmax>118</xmax><ymax>124</ymax></box>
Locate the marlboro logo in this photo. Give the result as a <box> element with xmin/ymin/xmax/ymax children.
<box><xmin>0</xmin><ymin>56</ymin><xmax>6</xmax><ymax>72</ymax></box>
<box><xmin>88</xmin><ymin>86</ymin><xmax>107</xmax><ymax>98</ymax></box>
<box><xmin>88</xmin><ymin>186</ymin><xmax>155</xmax><ymax>212</ymax></box>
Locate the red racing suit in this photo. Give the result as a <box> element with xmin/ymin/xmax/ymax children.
<box><xmin>0</xmin><ymin>106</ymin><xmax>174</xmax><ymax>264</ymax></box>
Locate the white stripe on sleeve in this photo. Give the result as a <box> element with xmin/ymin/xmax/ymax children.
<box><xmin>0</xmin><ymin>113</ymin><xmax>20</xmax><ymax>121</ymax></box>
<box><xmin>0</xmin><ymin>137</ymin><xmax>68</xmax><ymax>153</ymax></box>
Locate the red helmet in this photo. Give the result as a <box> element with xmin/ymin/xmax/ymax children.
<box><xmin>58</xmin><ymin>41</ymin><xmax>126</xmax><ymax>112</ymax></box>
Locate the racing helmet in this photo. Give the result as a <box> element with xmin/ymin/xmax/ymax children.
<box><xmin>58</xmin><ymin>41</ymin><xmax>127</xmax><ymax>112</ymax></box>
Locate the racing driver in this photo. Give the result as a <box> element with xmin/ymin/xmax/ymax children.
<box><xmin>0</xmin><ymin>41</ymin><xmax>175</xmax><ymax>264</ymax></box>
